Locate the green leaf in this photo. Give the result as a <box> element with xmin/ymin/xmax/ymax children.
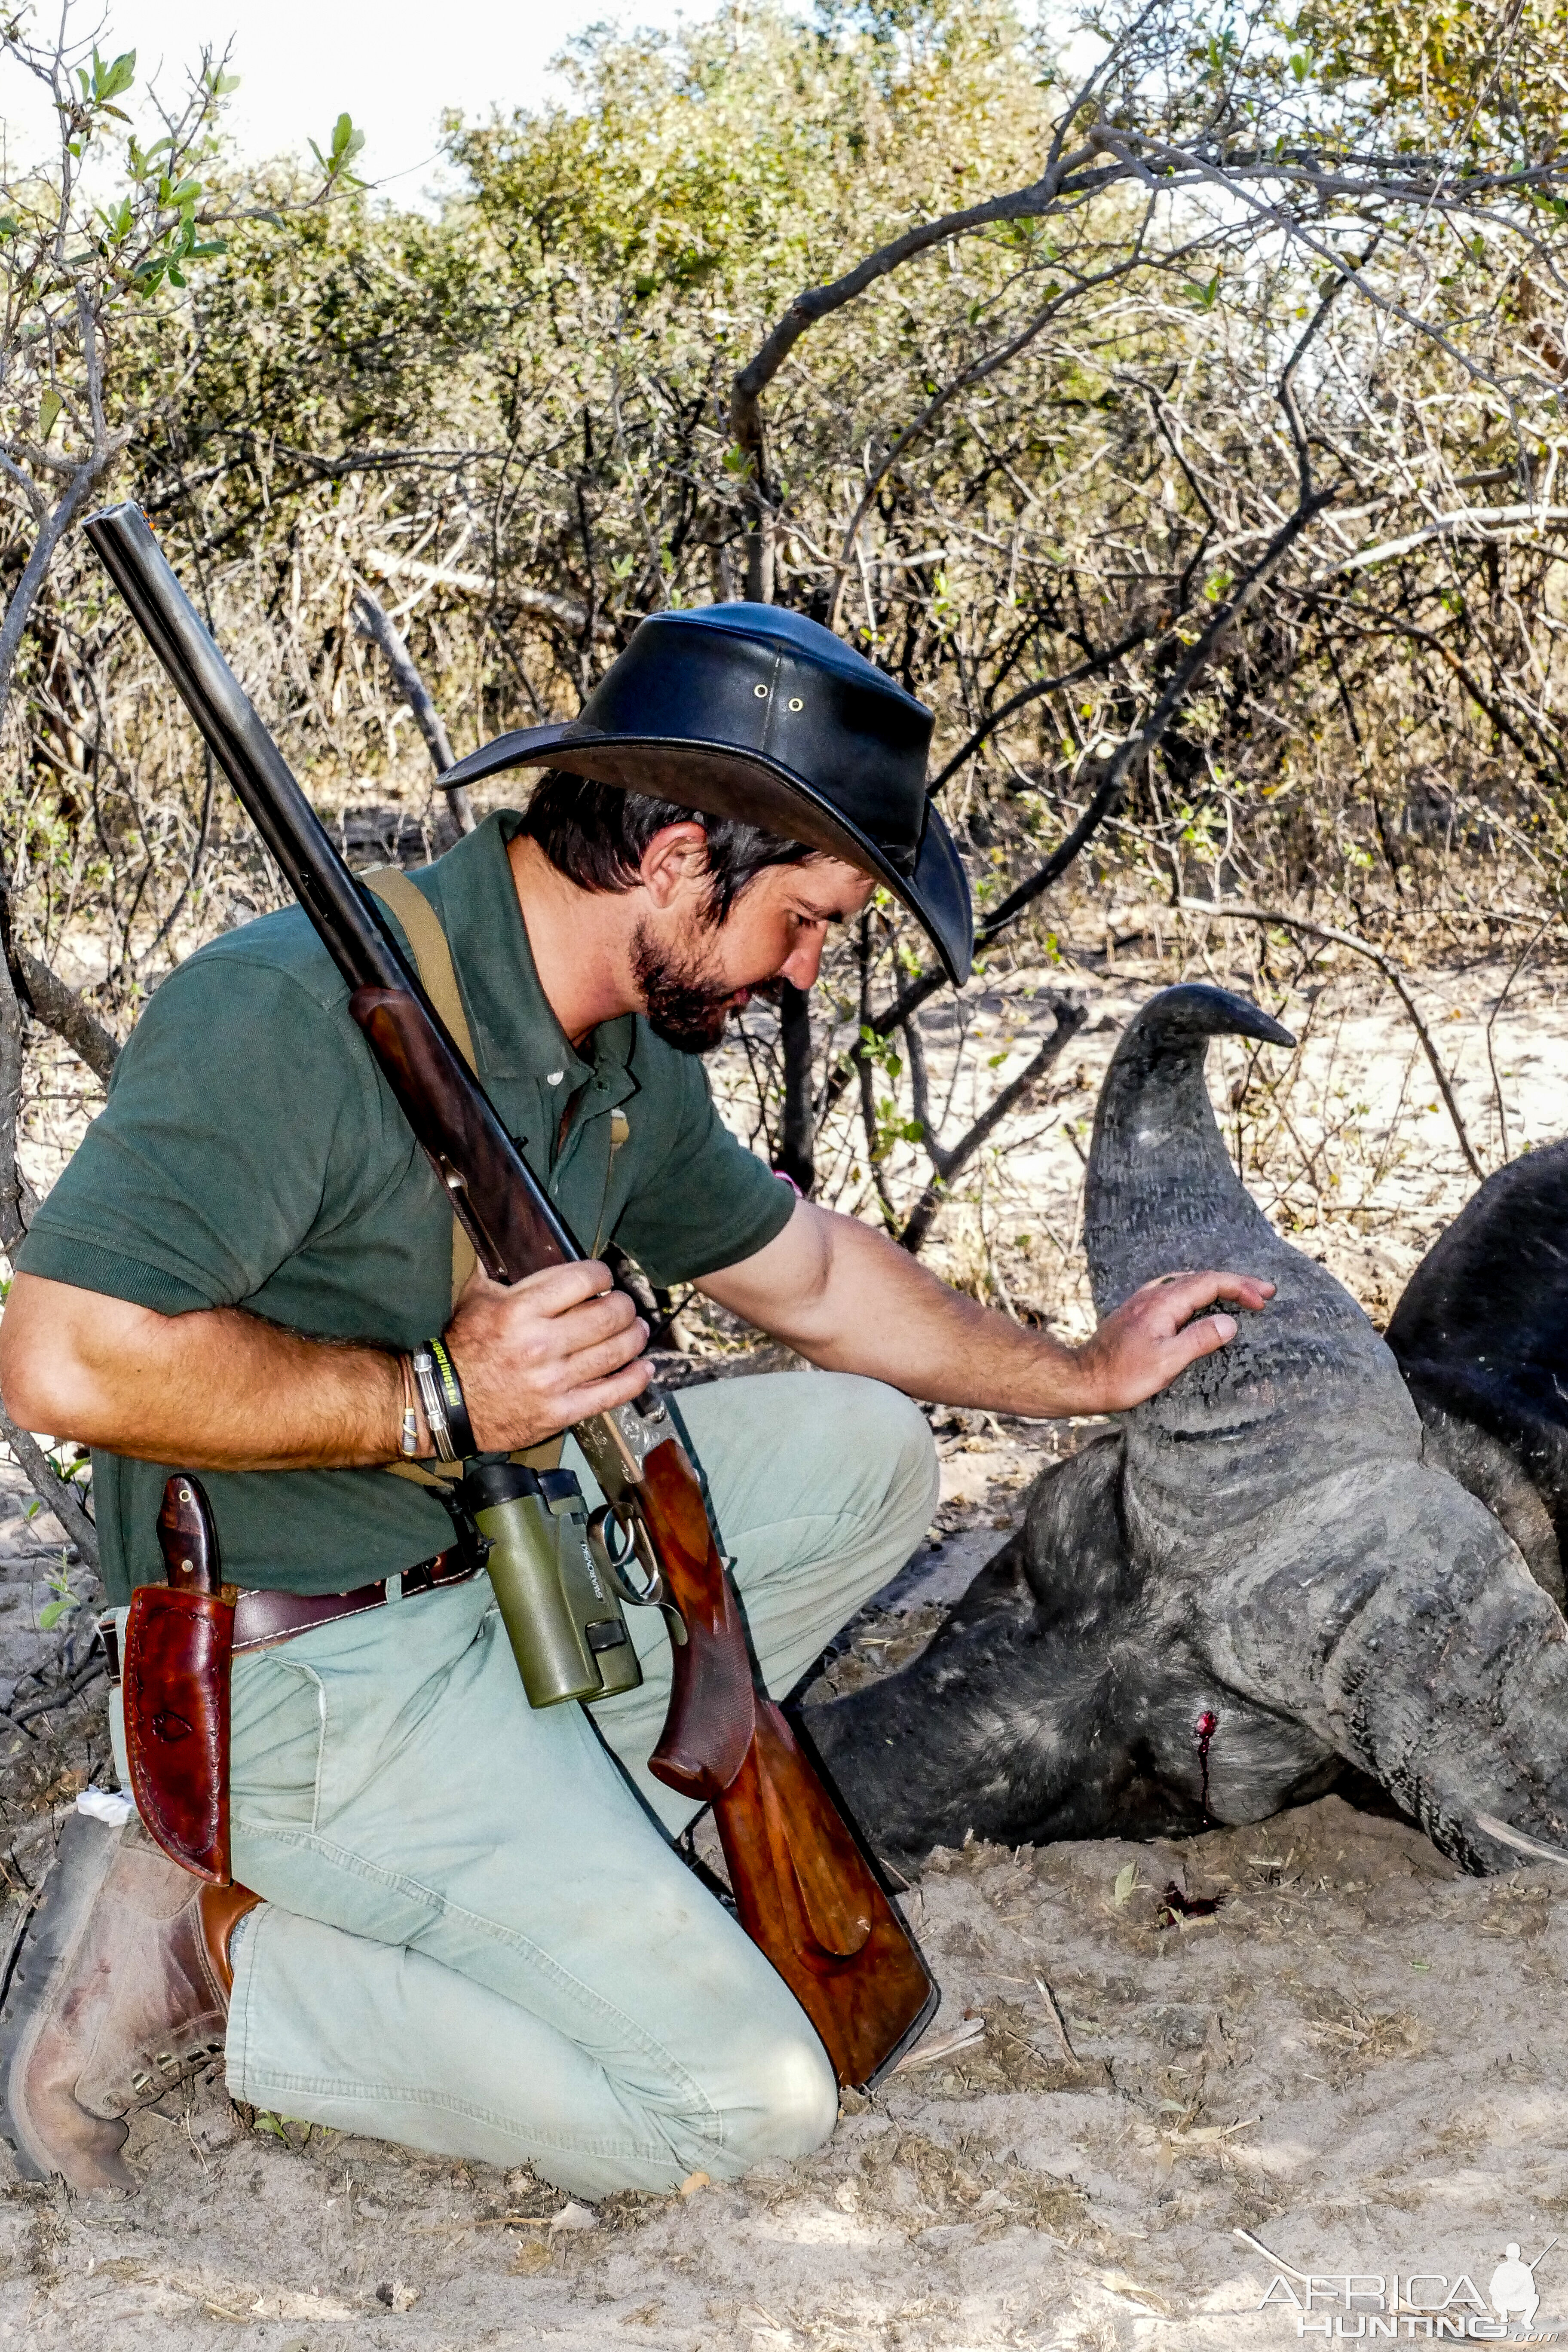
<box><xmin>1114</xmin><ymin>1862</ymin><xmax>1139</xmax><ymax>1908</ymax></box>
<box><xmin>38</xmin><ymin>1597</ymin><xmax>71</xmax><ymax>1630</ymax></box>
<box><xmin>210</xmin><ymin>69</ymin><xmax>241</xmax><ymax>96</ymax></box>
<box><xmin>38</xmin><ymin>389</ymin><xmax>61</xmax><ymax>440</ymax></box>
<box><xmin>312</xmin><ymin>111</ymin><xmax>368</xmax><ymax>186</ymax></box>
<box><xmin>253</xmin><ymin>2110</ymin><xmax>288</xmax><ymax>2140</ymax></box>
<box><xmin>94</xmin><ymin>48</ymin><xmax>137</xmax><ymax>104</ymax></box>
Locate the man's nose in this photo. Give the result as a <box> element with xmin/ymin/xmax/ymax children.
<box><xmin>778</xmin><ymin>933</ymin><xmax>826</xmax><ymax>989</ymax></box>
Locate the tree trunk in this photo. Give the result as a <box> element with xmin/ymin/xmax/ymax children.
<box><xmin>775</xmin><ymin>981</ymin><xmax>815</xmax><ymax>1196</ymax></box>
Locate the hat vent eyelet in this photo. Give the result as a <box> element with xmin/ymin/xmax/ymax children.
<box><xmin>753</xmin><ymin>683</ymin><xmax>769</xmax><ymax>699</ymax></box>
<box><xmin>788</xmin><ymin>697</ymin><xmax>803</xmax><ymax>712</ymax></box>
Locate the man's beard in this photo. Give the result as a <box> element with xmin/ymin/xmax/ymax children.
<box><xmin>631</xmin><ymin>920</ymin><xmax>739</xmax><ymax>1054</ymax></box>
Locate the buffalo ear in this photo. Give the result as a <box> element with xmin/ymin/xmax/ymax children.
<box><xmin>1388</xmin><ymin>1139</ymin><xmax>1568</xmax><ymax>1567</ymax></box>
<box><xmin>1011</xmin><ymin>1430</ymin><xmax>1138</xmax><ymax>1631</ymax></box>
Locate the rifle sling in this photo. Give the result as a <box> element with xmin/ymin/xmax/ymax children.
<box><xmin>362</xmin><ymin>865</ymin><xmax>564</xmax><ymax>1483</ymax></box>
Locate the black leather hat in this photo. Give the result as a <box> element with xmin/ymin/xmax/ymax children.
<box><xmin>437</xmin><ymin>603</ymin><xmax>972</xmax><ymax>984</ymax></box>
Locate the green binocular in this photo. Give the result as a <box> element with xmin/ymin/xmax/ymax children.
<box><xmin>459</xmin><ymin>1458</ymin><xmax>659</xmax><ymax>1710</ymax></box>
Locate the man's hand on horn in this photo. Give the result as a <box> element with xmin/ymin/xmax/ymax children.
<box><xmin>1068</xmin><ymin>1270</ymin><xmax>1276</xmax><ymax>1415</ymax></box>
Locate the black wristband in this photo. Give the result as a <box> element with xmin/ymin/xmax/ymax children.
<box><xmin>411</xmin><ymin>1344</ymin><xmax>454</xmax><ymax>1462</ymax></box>
<box><xmin>427</xmin><ymin>1335</ymin><xmax>477</xmax><ymax>1460</ymax></box>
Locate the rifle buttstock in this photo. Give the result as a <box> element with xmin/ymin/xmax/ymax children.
<box><xmin>716</xmin><ymin>1704</ymin><xmax>937</xmax><ymax>2088</ymax></box>
<box><xmin>635</xmin><ymin>1440</ymin><xmax>937</xmax><ymax>2085</ymax></box>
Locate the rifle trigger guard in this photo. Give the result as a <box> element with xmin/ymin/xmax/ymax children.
<box><xmin>586</xmin><ymin>1503</ymin><xmax>686</xmax><ymax>1645</ymax></box>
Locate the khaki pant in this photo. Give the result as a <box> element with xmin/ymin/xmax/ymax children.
<box><xmin>202</xmin><ymin>1372</ymin><xmax>935</xmax><ymax>2197</ymax></box>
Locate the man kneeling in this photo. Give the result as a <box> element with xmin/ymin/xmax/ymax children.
<box><xmin>0</xmin><ymin>605</ymin><xmax>1268</xmax><ymax>2193</ymax></box>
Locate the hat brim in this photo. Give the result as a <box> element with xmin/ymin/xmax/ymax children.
<box><xmin>439</xmin><ymin>723</ymin><xmax>973</xmax><ymax>985</ymax></box>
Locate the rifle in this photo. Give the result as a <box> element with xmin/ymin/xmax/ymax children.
<box><xmin>84</xmin><ymin>500</ymin><xmax>938</xmax><ymax>2087</ymax></box>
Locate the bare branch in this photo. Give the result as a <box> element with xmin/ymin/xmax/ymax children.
<box><xmin>926</xmin><ymin>628</ymin><xmax>1157</xmax><ymax>797</ymax></box>
<box><xmin>1178</xmin><ymin>899</ymin><xmax>1484</xmax><ymax>1179</ymax></box>
<box><xmin>0</xmin><ymin>444</ymin><xmax>124</xmax><ymax>721</ymax></box>
<box><xmin>15</xmin><ymin>951</ymin><xmax>118</xmax><ymax>1084</ymax></box>
<box><xmin>899</xmin><ymin>995</ymin><xmax>1088</xmax><ymax>1255</ymax></box>
<box><xmin>827</xmin><ymin>251</ymin><xmax>1155</xmax><ymax>629</ymax></box>
<box><xmin>825</xmin><ymin>473</ymin><xmax>1341</xmax><ymax>1119</ymax></box>
<box><xmin>1321</xmin><ymin>508</ymin><xmax>1568</xmax><ymax>578</ymax></box>
<box><xmin>0</xmin><ymin>1406</ymin><xmax>98</xmax><ymax>1572</ymax></box>
<box><xmin>731</xmin><ymin>135</ymin><xmax>1109</xmax><ymax>452</ymax></box>
<box><xmin>360</xmin><ymin>550</ymin><xmax>615</xmax><ymax>637</ymax></box>
<box><xmin>0</xmin><ymin>946</ymin><xmax>29</xmax><ymax>1252</ymax></box>
<box><xmin>352</xmin><ymin>585</ymin><xmax>475</xmax><ymax>835</ymax></box>
<box><xmin>971</xmin><ymin>481</ymin><xmax>1341</xmax><ymax>948</ymax></box>
<box><xmin>1485</xmin><ymin>918</ymin><xmax>1551</xmax><ymax>1163</ymax></box>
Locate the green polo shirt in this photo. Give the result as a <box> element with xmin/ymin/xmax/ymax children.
<box><xmin>17</xmin><ymin>812</ymin><xmax>794</xmax><ymax>1605</ymax></box>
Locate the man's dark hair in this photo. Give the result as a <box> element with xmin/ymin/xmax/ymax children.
<box><xmin>519</xmin><ymin>772</ymin><xmax>813</xmax><ymax>921</ymax></box>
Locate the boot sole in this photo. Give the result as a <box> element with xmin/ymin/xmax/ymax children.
<box><xmin>0</xmin><ymin>1810</ymin><xmax>127</xmax><ymax>2182</ymax></box>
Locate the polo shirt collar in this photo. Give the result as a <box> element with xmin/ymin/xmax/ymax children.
<box><xmin>425</xmin><ymin>810</ymin><xmax>639</xmax><ymax>1111</ymax></box>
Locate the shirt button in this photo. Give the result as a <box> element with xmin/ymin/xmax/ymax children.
<box><xmin>546</xmin><ymin>1071</ymin><xmax>564</xmax><ymax>1086</ymax></box>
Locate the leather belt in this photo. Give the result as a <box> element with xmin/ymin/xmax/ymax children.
<box><xmin>231</xmin><ymin>1547</ymin><xmax>480</xmax><ymax>1655</ymax></box>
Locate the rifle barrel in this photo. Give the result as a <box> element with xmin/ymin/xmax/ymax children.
<box><xmin>85</xmin><ymin>502</ymin><xmax>579</xmax><ymax>1276</ymax></box>
<box><xmin>86</xmin><ymin>503</ymin><xmax>406</xmax><ymax>1001</ymax></box>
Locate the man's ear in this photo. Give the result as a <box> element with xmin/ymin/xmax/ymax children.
<box><xmin>638</xmin><ymin>821</ymin><xmax>712</xmax><ymax>911</ymax></box>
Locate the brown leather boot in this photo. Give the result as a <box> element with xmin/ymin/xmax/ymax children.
<box><xmin>0</xmin><ymin>1810</ymin><xmax>259</xmax><ymax>2192</ymax></box>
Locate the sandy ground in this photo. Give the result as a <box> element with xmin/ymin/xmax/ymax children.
<box><xmin>4</xmin><ymin>938</ymin><xmax>1568</xmax><ymax>2346</ymax></box>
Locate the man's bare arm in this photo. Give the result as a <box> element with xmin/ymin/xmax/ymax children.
<box><xmin>699</xmin><ymin>1202</ymin><xmax>1274</xmax><ymax>1418</ymax></box>
<box><xmin>0</xmin><ymin>1265</ymin><xmax>649</xmax><ymax>1469</ymax></box>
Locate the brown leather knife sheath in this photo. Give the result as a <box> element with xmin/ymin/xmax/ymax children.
<box><xmin>123</xmin><ymin>1476</ymin><xmax>233</xmax><ymax>1885</ymax></box>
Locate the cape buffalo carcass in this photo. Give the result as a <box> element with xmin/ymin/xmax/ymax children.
<box><xmin>808</xmin><ymin>983</ymin><xmax>1568</xmax><ymax>1877</ymax></box>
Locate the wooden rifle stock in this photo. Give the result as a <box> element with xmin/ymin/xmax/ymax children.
<box><xmin>85</xmin><ymin>500</ymin><xmax>938</xmax><ymax>2088</ymax></box>
<box><xmin>633</xmin><ymin>1440</ymin><xmax>937</xmax><ymax>2083</ymax></box>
